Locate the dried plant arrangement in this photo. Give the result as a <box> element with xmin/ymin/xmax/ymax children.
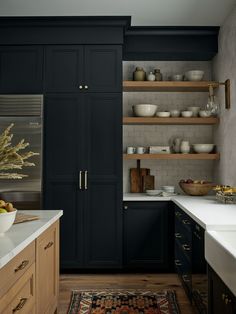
<box><xmin>0</xmin><ymin>123</ymin><xmax>39</xmax><ymax>179</ymax></box>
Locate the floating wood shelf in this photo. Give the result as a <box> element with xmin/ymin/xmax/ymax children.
<box><xmin>123</xmin><ymin>117</ymin><xmax>219</xmax><ymax>125</ymax></box>
<box><xmin>123</xmin><ymin>153</ymin><xmax>220</xmax><ymax>160</ymax></box>
<box><xmin>123</xmin><ymin>81</ymin><xmax>220</xmax><ymax>92</ymax></box>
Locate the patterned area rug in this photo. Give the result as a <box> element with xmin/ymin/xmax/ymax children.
<box><xmin>67</xmin><ymin>290</ymin><xmax>180</xmax><ymax>314</ymax></box>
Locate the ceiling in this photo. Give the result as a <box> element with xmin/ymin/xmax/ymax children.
<box><xmin>0</xmin><ymin>0</ymin><xmax>235</xmax><ymax>26</ymax></box>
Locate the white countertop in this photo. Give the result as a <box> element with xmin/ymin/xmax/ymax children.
<box><xmin>124</xmin><ymin>193</ymin><xmax>236</xmax><ymax>230</ymax></box>
<box><xmin>0</xmin><ymin>210</ymin><xmax>63</xmax><ymax>269</ymax></box>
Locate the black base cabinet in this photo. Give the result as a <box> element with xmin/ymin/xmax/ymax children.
<box><xmin>123</xmin><ymin>201</ymin><xmax>174</xmax><ymax>271</ymax></box>
<box><xmin>208</xmin><ymin>266</ymin><xmax>236</xmax><ymax>314</ymax></box>
<box><xmin>175</xmin><ymin>205</ymin><xmax>207</xmax><ymax>314</ymax></box>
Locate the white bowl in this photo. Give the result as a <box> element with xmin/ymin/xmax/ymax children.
<box><xmin>0</xmin><ymin>210</ymin><xmax>17</xmax><ymax>235</ymax></box>
<box><xmin>171</xmin><ymin>74</ymin><xmax>184</xmax><ymax>81</ymax></box>
<box><xmin>146</xmin><ymin>190</ymin><xmax>162</xmax><ymax>196</ymax></box>
<box><xmin>181</xmin><ymin>111</ymin><xmax>193</xmax><ymax>117</ymax></box>
<box><xmin>170</xmin><ymin>110</ymin><xmax>180</xmax><ymax>117</ymax></box>
<box><xmin>199</xmin><ymin>110</ymin><xmax>212</xmax><ymax>117</ymax></box>
<box><xmin>156</xmin><ymin>111</ymin><xmax>171</xmax><ymax>117</ymax></box>
<box><xmin>193</xmin><ymin>144</ymin><xmax>215</xmax><ymax>153</ymax></box>
<box><xmin>185</xmin><ymin>70</ymin><xmax>204</xmax><ymax>81</ymax></box>
<box><xmin>132</xmin><ymin>104</ymin><xmax>158</xmax><ymax>117</ymax></box>
<box><xmin>162</xmin><ymin>186</ymin><xmax>175</xmax><ymax>193</ymax></box>
<box><xmin>187</xmin><ymin>106</ymin><xmax>201</xmax><ymax>117</ymax></box>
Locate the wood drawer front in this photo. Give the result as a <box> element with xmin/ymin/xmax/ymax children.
<box><xmin>36</xmin><ymin>221</ymin><xmax>59</xmax><ymax>314</ymax></box>
<box><xmin>0</xmin><ymin>263</ymin><xmax>35</xmax><ymax>314</ymax></box>
<box><xmin>0</xmin><ymin>241</ymin><xmax>35</xmax><ymax>298</ymax></box>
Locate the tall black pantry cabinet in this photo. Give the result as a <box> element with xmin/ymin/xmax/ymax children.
<box><xmin>43</xmin><ymin>45</ymin><xmax>123</xmax><ymax>269</ymax></box>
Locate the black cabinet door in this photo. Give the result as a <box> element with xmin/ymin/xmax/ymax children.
<box><xmin>0</xmin><ymin>46</ymin><xmax>43</xmax><ymax>93</ymax></box>
<box><xmin>208</xmin><ymin>266</ymin><xmax>236</xmax><ymax>314</ymax></box>
<box><xmin>83</xmin><ymin>93</ymin><xmax>122</xmax><ymax>268</ymax></box>
<box><xmin>123</xmin><ymin>201</ymin><xmax>172</xmax><ymax>270</ymax></box>
<box><xmin>84</xmin><ymin>45</ymin><xmax>122</xmax><ymax>92</ymax></box>
<box><xmin>43</xmin><ymin>94</ymin><xmax>85</xmax><ymax>268</ymax></box>
<box><xmin>44</xmin><ymin>46</ymin><xmax>84</xmax><ymax>93</ymax></box>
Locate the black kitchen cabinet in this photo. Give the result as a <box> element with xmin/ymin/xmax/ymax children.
<box><xmin>208</xmin><ymin>266</ymin><xmax>236</xmax><ymax>314</ymax></box>
<box><xmin>45</xmin><ymin>45</ymin><xmax>122</xmax><ymax>93</ymax></box>
<box><xmin>175</xmin><ymin>205</ymin><xmax>207</xmax><ymax>313</ymax></box>
<box><xmin>0</xmin><ymin>46</ymin><xmax>43</xmax><ymax>93</ymax></box>
<box><xmin>43</xmin><ymin>93</ymin><xmax>122</xmax><ymax>269</ymax></box>
<box><xmin>123</xmin><ymin>201</ymin><xmax>174</xmax><ymax>270</ymax></box>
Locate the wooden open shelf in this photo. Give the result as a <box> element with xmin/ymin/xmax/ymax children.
<box><xmin>123</xmin><ymin>80</ymin><xmax>220</xmax><ymax>92</ymax></box>
<box><xmin>123</xmin><ymin>117</ymin><xmax>219</xmax><ymax>125</ymax></box>
<box><xmin>123</xmin><ymin>153</ymin><xmax>220</xmax><ymax>160</ymax></box>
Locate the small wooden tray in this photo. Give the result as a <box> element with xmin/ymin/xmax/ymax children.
<box><xmin>14</xmin><ymin>212</ymin><xmax>40</xmax><ymax>224</ymax></box>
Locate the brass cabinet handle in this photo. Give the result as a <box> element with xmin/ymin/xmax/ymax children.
<box><xmin>175</xmin><ymin>212</ymin><xmax>182</xmax><ymax>217</ymax></box>
<box><xmin>182</xmin><ymin>244</ymin><xmax>191</xmax><ymax>251</ymax></box>
<box><xmin>79</xmin><ymin>85</ymin><xmax>83</xmax><ymax>89</ymax></box>
<box><xmin>222</xmin><ymin>293</ymin><xmax>226</xmax><ymax>301</ymax></box>
<box><xmin>175</xmin><ymin>233</ymin><xmax>182</xmax><ymax>238</ymax></box>
<box><xmin>84</xmin><ymin>85</ymin><xmax>88</xmax><ymax>89</ymax></box>
<box><xmin>12</xmin><ymin>298</ymin><xmax>27</xmax><ymax>312</ymax></box>
<box><xmin>225</xmin><ymin>297</ymin><xmax>232</xmax><ymax>305</ymax></box>
<box><xmin>182</xmin><ymin>275</ymin><xmax>190</xmax><ymax>282</ymax></box>
<box><xmin>175</xmin><ymin>259</ymin><xmax>182</xmax><ymax>266</ymax></box>
<box><xmin>44</xmin><ymin>241</ymin><xmax>54</xmax><ymax>250</ymax></box>
<box><xmin>14</xmin><ymin>260</ymin><xmax>29</xmax><ymax>272</ymax></box>
<box><xmin>182</xmin><ymin>219</ymin><xmax>190</xmax><ymax>225</ymax></box>
<box><xmin>79</xmin><ymin>171</ymin><xmax>82</xmax><ymax>190</ymax></box>
<box><xmin>84</xmin><ymin>170</ymin><xmax>88</xmax><ymax>190</ymax></box>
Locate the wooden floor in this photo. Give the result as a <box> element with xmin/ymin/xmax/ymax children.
<box><xmin>59</xmin><ymin>273</ymin><xmax>195</xmax><ymax>314</ymax></box>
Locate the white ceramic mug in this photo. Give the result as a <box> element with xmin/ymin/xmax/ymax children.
<box><xmin>127</xmin><ymin>146</ymin><xmax>136</xmax><ymax>154</ymax></box>
<box><xmin>137</xmin><ymin>146</ymin><xmax>146</xmax><ymax>154</ymax></box>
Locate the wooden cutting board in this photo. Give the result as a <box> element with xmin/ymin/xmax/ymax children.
<box><xmin>14</xmin><ymin>213</ymin><xmax>40</xmax><ymax>224</ymax></box>
<box><xmin>142</xmin><ymin>175</ymin><xmax>155</xmax><ymax>192</ymax></box>
<box><xmin>130</xmin><ymin>160</ymin><xmax>150</xmax><ymax>193</ymax></box>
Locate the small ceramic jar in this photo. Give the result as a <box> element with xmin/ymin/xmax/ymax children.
<box><xmin>147</xmin><ymin>71</ymin><xmax>155</xmax><ymax>81</ymax></box>
<box><xmin>180</xmin><ymin>141</ymin><xmax>190</xmax><ymax>154</ymax></box>
<box><xmin>154</xmin><ymin>69</ymin><xmax>163</xmax><ymax>81</ymax></box>
<box><xmin>133</xmin><ymin>67</ymin><xmax>146</xmax><ymax>81</ymax></box>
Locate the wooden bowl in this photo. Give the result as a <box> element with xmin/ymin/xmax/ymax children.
<box><xmin>179</xmin><ymin>182</ymin><xmax>213</xmax><ymax>196</ymax></box>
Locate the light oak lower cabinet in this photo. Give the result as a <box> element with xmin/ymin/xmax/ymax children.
<box><xmin>36</xmin><ymin>221</ymin><xmax>59</xmax><ymax>314</ymax></box>
<box><xmin>0</xmin><ymin>221</ymin><xmax>59</xmax><ymax>314</ymax></box>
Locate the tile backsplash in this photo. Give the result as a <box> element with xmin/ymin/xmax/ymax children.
<box><xmin>123</xmin><ymin>60</ymin><xmax>214</xmax><ymax>193</ymax></box>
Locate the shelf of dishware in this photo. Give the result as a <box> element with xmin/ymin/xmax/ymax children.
<box><xmin>123</xmin><ymin>80</ymin><xmax>220</xmax><ymax>92</ymax></box>
<box><xmin>123</xmin><ymin>153</ymin><xmax>220</xmax><ymax>160</ymax></box>
<box><xmin>123</xmin><ymin>117</ymin><xmax>219</xmax><ymax>125</ymax></box>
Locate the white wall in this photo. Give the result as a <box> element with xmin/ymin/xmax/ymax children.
<box><xmin>213</xmin><ymin>5</ymin><xmax>236</xmax><ymax>186</ymax></box>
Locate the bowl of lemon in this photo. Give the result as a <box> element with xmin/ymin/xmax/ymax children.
<box><xmin>0</xmin><ymin>200</ymin><xmax>17</xmax><ymax>235</ymax></box>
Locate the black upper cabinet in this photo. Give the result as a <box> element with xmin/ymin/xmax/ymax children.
<box><xmin>0</xmin><ymin>46</ymin><xmax>43</xmax><ymax>93</ymax></box>
<box><xmin>45</xmin><ymin>45</ymin><xmax>122</xmax><ymax>93</ymax></box>
<box><xmin>123</xmin><ymin>201</ymin><xmax>174</xmax><ymax>270</ymax></box>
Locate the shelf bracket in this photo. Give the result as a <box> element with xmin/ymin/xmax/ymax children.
<box><xmin>218</xmin><ymin>79</ymin><xmax>231</xmax><ymax>109</ymax></box>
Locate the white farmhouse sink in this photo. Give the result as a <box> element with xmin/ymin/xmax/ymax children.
<box><xmin>205</xmin><ymin>230</ymin><xmax>236</xmax><ymax>296</ymax></box>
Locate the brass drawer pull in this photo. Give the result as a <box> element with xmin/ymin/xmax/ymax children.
<box><xmin>182</xmin><ymin>219</ymin><xmax>190</xmax><ymax>225</ymax></box>
<box><xmin>14</xmin><ymin>260</ymin><xmax>29</xmax><ymax>272</ymax></box>
<box><xmin>182</xmin><ymin>244</ymin><xmax>191</xmax><ymax>251</ymax></box>
<box><xmin>175</xmin><ymin>212</ymin><xmax>182</xmax><ymax>217</ymax></box>
<box><xmin>44</xmin><ymin>241</ymin><xmax>54</xmax><ymax>250</ymax></box>
<box><xmin>182</xmin><ymin>275</ymin><xmax>190</xmax><ymax>282</ymax></box>
<box><xmin>12</xmin><ymin>298</ymin><xmax>27</xmax><ymax>312</ymax></box>
<box><xmin>175</xmin><ymin>233</ymin><xmax>182</xmax><ymax>238</ymax></box>
<box><xmin>175</xmin><ymin>259</ymin><xmax>182</xmax><ymax>266</ymax></box>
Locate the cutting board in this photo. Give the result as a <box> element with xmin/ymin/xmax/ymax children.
<box><xmin>14</xmin><ymin>213</ymin><xmax>40</xmax><ymax>224</ymax></box>
<box><xmin>130</xmin><ymin>160</ymin><xmax>150</xmax><ymax>193</ymax></box>
<box><xmin>142</xmin><ymin>175</ymin><xmax>155</xmax><ymax>192</ymax></box>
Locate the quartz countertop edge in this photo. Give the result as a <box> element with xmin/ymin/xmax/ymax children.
<box><xmin>0</xmin><ymin>210</ymin><xmax>63</xmax><ymax>269</ymax></box>
<box><xmin>123</xmin><ymin>193</ymin><xmax>236</xmax><ymax>230</ymax></box>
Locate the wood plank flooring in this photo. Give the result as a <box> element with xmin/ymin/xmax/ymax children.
<box><xmin>59</xmin><ymin>273</ymin><xmax>195</xmax><ymax>314</ymax></box>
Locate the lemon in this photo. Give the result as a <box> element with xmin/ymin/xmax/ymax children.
<box><xmin>0</xmin><ymin>208</ymin><xmax>7</xmax><ymax>213</ymax></box>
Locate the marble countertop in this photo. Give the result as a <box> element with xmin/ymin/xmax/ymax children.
<box><xmin>124</xmin><ymin>193</ymin><xmax>236</xmax><ymax>230</ymax></box>
<box><xmin>0</xmin><ymin>210</ymin><xmax>63</xmax><ymax>269</ymax></box>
